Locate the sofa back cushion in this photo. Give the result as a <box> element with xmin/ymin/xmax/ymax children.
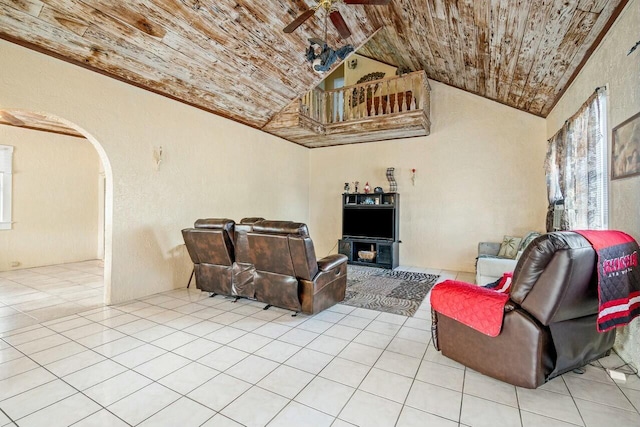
<box><xmin>182</xmin><ymin>226</ymin><xmax>235</xmax><ymax>267</ymax></box>
<box><xmin>235</xmin><ymin>218</ymin><xmax>265</xmax><ymax>264</ymax></box>
<box><xmin>249</xmin><ymin>221</ymin><xmax>318</xmax><ymax>280</ymax></box>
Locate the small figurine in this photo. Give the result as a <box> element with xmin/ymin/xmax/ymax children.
<box><xmin>364</xmin><ymin>182</ymin><xmax>371</xmax><ymax>194</ymax></box>
<box><xmin>344</xmin><ymin>182</ymin><xmax>350</xmax><ymax>193</ymax></box>
<box><xmin>353</xmin><ymin>181</ymin><xmax>359</xmax><ymax>193</ymax></box>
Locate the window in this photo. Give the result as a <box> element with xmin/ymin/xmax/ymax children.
<box><xmin>0</xmin><ymin>145</ymin><xmax>13</xmax><ymax>230</ymax></box>
<box><xmin>545</xmin><ymin>89</ymin><xmax>608</xmax><ymax>230</ymax></box>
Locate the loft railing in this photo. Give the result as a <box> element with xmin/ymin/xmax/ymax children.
<box><xmin>299</xmin><ymin>70</ymin><xmax>429</xmax><ymax>125</ymax></box>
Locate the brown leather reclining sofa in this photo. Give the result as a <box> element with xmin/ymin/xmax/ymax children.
<box><xmin>432</xmin><ymin>231</ymin><xmax>616</xmax><ymax>388</ymax></box>
<box><xmin>182</xmin><ymin>218</ymin><xmax>347</xmax><ymax>315</ymax></box>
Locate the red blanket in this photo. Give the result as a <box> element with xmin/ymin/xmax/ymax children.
<box><xmin>430</xmin><ymin>280</ymin><xmax>509</xmax><ymax>337</ymax></box>
<box><xmin>575</xmin><ymin>230</ymin><xmax>640</xmax><ymax>332</ymax></box>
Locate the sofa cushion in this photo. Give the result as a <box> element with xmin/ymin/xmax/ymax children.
<box><xmin>476</xmin><ymin>255</ymin><xmax>518</xmax><ymax>286</ymax></box>
<box><xmin>498</xmin><ymin>235</ymin><xmax>522</xmax><ymax>259</ymax></box>
<box><xmin>519</xmin><ymin>231</ymin><xmax>542</xmax><ymax>252</ymax></box>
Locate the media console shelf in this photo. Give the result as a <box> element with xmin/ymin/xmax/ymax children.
<box><xmin>339</xmin><ymin>192</ymin><xmax>399</xmax><ymax>269</ymax></box>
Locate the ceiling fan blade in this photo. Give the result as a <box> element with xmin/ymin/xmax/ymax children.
<box><xmin>330</xmin><ymin>10</ymin><xmax>352</xmax><ymax>39</ymax></box>
<box><xmin>283</xmin><ymin>9</ymin><xmax>316</xmax><ymax>33</ymax></box>
<box><xmin>343</xmin><ymin>0</ymin><xmax>391</xmax><ymax>5</ymax></box>
<box><xmin>309</xmin><ymin>37</ymin><xmax>326</xmax><ymax>46</ymax></box>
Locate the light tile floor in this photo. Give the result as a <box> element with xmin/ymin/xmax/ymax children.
<box><xmin>0</xmin><ymin>261</ymin><xmax>105</xmax><ymax>333</ymax></box>
<box><xmin>0</xmin><ymin>263</ymin><xmax>638</xmax><ymax>426</ymax></box>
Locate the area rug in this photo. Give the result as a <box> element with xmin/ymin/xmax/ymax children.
<box><xmin>343</xmin><ymin>265</ymin><xmax>440</xmax><ymax>317</ymax></box>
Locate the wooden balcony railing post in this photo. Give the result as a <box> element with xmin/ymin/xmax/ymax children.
<box><xmin>298</xmin><ymin>71</ymin><xmax>428</xmax><ymax>125</ymax></box>
<box><xmin>401</xmin><ymin>78</ymin><xmax>407</xmax><ymax>112</ymax></box>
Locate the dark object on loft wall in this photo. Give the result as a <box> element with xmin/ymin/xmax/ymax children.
<box><xmin>351</xmin><ymin>72</ymin><xmax>386</xmax><ymax>107</ymax></box>
<box><xmin>355</xmin><ymin>72</ymin><xmax>387</xmax><ymax>84</ymax></box>
<box><xmin>628</xmin><ymin>40</ymin><xmax>640</xmax><ymax>55</ymax></box>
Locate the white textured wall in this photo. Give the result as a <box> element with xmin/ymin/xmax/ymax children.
<box><xmin>309</xmin><ymin>80</ymin><xmax>548</xmax><ymax>272</ymax></box>
<box><xmin>0</xmin><ymin>39</ymin><xmax>310</xmax><ymax>304</ymax></box>
<box><xmin>546</xmin><ymin>0</ymin><xmax>640</xmax><ymax>370</ymax></box>
<box><xmin>0</xmin><ymin>127</ymin><xmax>100</xmax><ymax>270</ymax></box>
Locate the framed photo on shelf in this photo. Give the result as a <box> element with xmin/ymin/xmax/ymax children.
<box><xmin>612</xmin><ymin>111</ymin><xmax>640</xmax><ymax>180</ymax></box>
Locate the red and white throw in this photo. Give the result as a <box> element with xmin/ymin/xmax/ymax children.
<box><xmin>575</xmin><ymin>230</ymin><xmax>640</xmax><ymax>332</ymax></box>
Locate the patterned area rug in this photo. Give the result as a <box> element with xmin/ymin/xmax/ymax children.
<box><xmin>343</xmin><ymin>265</ymin><xmax>440</xmax><ymax>317</ymax></box>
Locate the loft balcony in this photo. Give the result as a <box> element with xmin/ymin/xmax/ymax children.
<box><xmin>263</xmin><ymin>71</ymin><xmax>431</xmax><ymax>148</ymax></box>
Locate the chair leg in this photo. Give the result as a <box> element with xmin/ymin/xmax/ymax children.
<box><xmin>187</xmin><ymin>267</ymin><xmax>195</xmax><ymax>289</ymax></box>
<box><xmin>263</xmin><ymin>304</ymin><xmax>272</xmax><ymax>311</ymax></box>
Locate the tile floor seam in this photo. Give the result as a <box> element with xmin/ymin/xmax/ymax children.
<box><xmin>561</xmin><ymin>375</ymin><xmax>587</xmax><ymax>427</ymax></box>
<box><xmin>591</xmin><ymin>359</ymin><xmax>640</xmax><ymax>412</ymax></box>
<box><xmin>0</xmin><ymin>404</ymin><xmax>17</xmax><ymax>427</ymax></box>
<box><xmin>0</xmin><ymin>345</ymin><xmax>118</xmax><ymax>425</ymax></box>
<box><xmin>2</xmin><ymin>321</ymin><xmax>188</xmax><ymax>420</ymax></box>
<box><xmin>458</xmin><ymin>366</ymin><xmax>466</xmax><ymax>425</ymax></box>
<box><xmin>514</xmin><ymin>373</ymin><xmax>523</xmax><ymax>427</ymax></box>
<box><xmin>519</xmin><ymin>409</ymin><xmax>584</xmax><ymax>426</ymax></box>
<box><xmin>391</xmin><ymin>343</ymin><xmax>433</xmax><ymax>427</ymax></box>
<box><xmin>327</xmin><ymin>311</ymin><xmax>415</xmax><ymax>427</ymax></box>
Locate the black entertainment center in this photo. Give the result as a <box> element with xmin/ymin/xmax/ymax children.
<box><xmin>339</xmin><ymin>192</ymin><xmax>399</xmax><ymax>269</ymax></box>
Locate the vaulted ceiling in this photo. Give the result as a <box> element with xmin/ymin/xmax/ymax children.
<box><xmin>0</xmin><ymin>0</ymin><xmax>629</xmax><ymax>141</ymax></box>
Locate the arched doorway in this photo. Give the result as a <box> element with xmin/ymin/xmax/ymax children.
<box><xmin>0</xmin><ymin>109</ymin><xmax>113</xmax><ymax>328</ymax></box>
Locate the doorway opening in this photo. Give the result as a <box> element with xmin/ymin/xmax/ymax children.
<box><xmin>0</xmin><ymin>109</ymin><xmax>113</xmax><ymax>332</ymax></box>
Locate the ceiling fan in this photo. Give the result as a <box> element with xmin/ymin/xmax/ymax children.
<box><xmin>283</xmin><ymin>0</ymin><xmax>391</xmax><ymax>39</ymax></box>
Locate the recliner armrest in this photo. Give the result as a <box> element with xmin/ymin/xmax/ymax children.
<box><xmin>431</xmin><ymin>280</ymin><xmax>510</xmax><ymax>337</ymax></box>
<box><xmin>318</xmin><ymin>254</ymin><xmax>348</xmax><ymax>272</ymax></box>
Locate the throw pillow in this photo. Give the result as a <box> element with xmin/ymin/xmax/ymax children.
<box><xmin>497</xmin><ymin>235</ymin><xmax>522</xmax><ymax>259</ymax></box>
<box><xmin>518</xmin><ymin>231</ymin><xmax>542</xmax><ymax>252</ymax></box>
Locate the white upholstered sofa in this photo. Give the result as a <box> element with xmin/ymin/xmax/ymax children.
<box><xmin>475</xmin><ymin>232</ymin><xmax>541</xmax><ymax>286</ymax></box>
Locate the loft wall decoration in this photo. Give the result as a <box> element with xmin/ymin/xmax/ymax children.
<box><xmin>612</xmin><ymin>112</ymin><xmax>640</xmax><ymax>180</ymax></box>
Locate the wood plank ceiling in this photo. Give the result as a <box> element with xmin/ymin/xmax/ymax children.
<box><xmin>0</xmin><ymin>0</ymin><xmax>629</xmax><ymax>144</ymax></box>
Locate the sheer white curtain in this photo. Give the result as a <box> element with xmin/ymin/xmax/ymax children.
<box><xmin>545</xmin><ymin>89</ymin><xmax>608</xmax><ymax>231</ymax></box>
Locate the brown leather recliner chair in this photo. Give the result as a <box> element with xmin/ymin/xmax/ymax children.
<box><xmin>432</xmin><ymin>231</ymin><xmax>616</xmax><ymax>389</ymax></box>
<box><xmin>248</xmin><ymin>220</ymin><xmax>348</xmax><ymax>314</ymax></box>
<box><xmin>182</xmin><ymin>218</ymin><xmax>236</xmax><ymax>296</ymax></box>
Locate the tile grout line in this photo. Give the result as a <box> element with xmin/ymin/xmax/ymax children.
<box><xmin>2</xmin><ymin>292</ymin><xmax>440</xmax><ymax>425</ymax></box>
<box><xmin>5</xmin><ymin>267</ymin><xmax>639</xmax><ymax>426</ymax></box>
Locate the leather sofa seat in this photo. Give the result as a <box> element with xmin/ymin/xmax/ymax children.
<box><xmin>432</xmin><ymin>231</ymin><xmax>616</xmax><ymax>388</ymax></box>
